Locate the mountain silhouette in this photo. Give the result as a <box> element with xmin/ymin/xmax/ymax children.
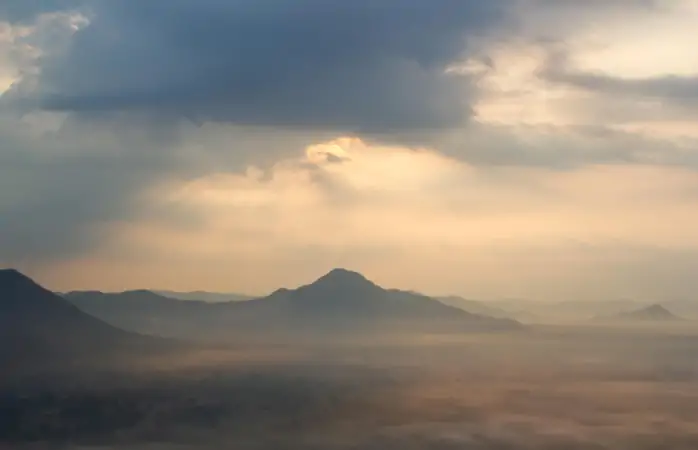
<box><xmin>226</xmin><ymin>268</ymin><xmax>522</xmax><ymax>336</ymax></box>
<box><xmin>154</xmin><ymin>290</ymin><xmax>251</xmax><ymax>303</ymax></box>
<box><xmin>65</xmin><ymin>289</ymin><xmax>236</xmax><ymax>337</ymax></box>
<box><xmin>66</xmin><ymin>268</ymin><xmax>521</xmax><ymax>341</ymax></box>
<box><xmin>436</xmin><ymin>296</ymin><xmax>513</xmax><ymax>319</ymax></box>
<box><xmin>594</xmin><ymin>304</ymin><xmax>682</xmax><ymax>322</ymax></box>
<box><xmin>0</xmin><ymin>269</ymin><xmax>155</xmax><ymax>370</ymax></box>
<box><xmin>619</xmin><ymin>304</ymin><xmax>681</xmax><ymax>321</ymax></box>
<box><xmin>0</xmin><ymin>269</ymin><xmax>123</xmax><ymax>333</ymax></box>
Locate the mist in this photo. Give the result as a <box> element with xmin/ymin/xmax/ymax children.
<box><xmin>5</xmin><ymin>321</ymin><xmax>698</xmax><ymax>450</ymax></box>
<box><xmin>3</xmin><ymin>0</ymin><xmax>698</xmax><ymax>448</ymax></box>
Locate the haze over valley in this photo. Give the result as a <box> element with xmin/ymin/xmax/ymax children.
<box><xmin>3</xmin><ymin>0</ymin><xmax>698</xmax><ymax>448</ymax></box>
<box><xmin>4</xmin><ymin>268</ymin><xmax>698</xmax><ymax>449</ymax></box>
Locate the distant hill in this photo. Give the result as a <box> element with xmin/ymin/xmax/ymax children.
<box><xmin>661</xmin><ymin>299</ymin><xmax>698</xmax><ymax>319</ymax></box>
<box><xmin>0</xmin><ymin>269</ymin><xmax>157</xmax><ymax>372</ymax></box>
<box><xmin>436</xmin><ymin>296</ymin><xmax>513</xmax><ymax>319</ymax></box>
<box><xmin>67</xmin><ymin>269</ymin><xmax>521</xmax><ymax>340</ymax></box>
<box><xmin>65</xmin><ymin>289</ymin><xmax>236</xmax><ymax>337</ymax></box>
<box><xmin>595</xmin><ymin>304</ymin><xmax>683</xmax><ymax>322</ymax></box>
<box><xmin>155</xmin><ymin>290</ymin><xmax>252</xmax><ymax>303</ymax></box>
<box><xmin>550</xmin><ymin>300</ymin><xmax>645</xmax><ymax>321</ymax></box>
<box><xmin>483</xmin><ymin>299</ymin><xmax>646</xmax><ymax>323</ymax></box>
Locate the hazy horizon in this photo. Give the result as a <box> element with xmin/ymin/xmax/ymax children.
<box><xmin>3</xmin><ymin>3</ymin><xmax>698</xmax><ymax>447</ymax></box>
<box><xmin>7</xmin><ymin>265</ymin><xmax>691</xmax><ymax>305</ymax></box>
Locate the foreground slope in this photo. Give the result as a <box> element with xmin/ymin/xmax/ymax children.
<box><xmin>0</xmin><ymin>269</ymin><xmax>161</xmax><ymax>371</ymax></box>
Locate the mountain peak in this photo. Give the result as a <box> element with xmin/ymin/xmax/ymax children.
<box><xmin>645</xmin><ymin>304</ymin><xmax>669</xmax><ymax>313</ymax></box>
<box><xmin>313</xmin><ymin>268</ymin><xmax>375</xmax><ymax>288</ymax></box>
<box><xmin>634</xmin><ymin>304</ymin><xmax>676</xmax><ymax>318</ymax></box>
<box><xmin>0</xmin><ymin>269</ymin><xmax>42</xmax><ymax>296</ymax></box>
<box><xmin>0</xmin><ymin>268</ymin><xmax>28</xmax><ymax>282</ymax></box>
<box><xmin>0</xmin><ymin>269</ymin><xmax>63</xmax><ymax>312</ymax></box>
<box><xmin>617</xmin><ymin>303</ymin><xmax>680</xmax><ymax>321</ymax></box>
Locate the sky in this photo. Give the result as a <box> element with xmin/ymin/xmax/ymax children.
<box><xmin>1</xmin><ymin>0</ymin><xmax>698</xmax><ymax>301</ymax></box>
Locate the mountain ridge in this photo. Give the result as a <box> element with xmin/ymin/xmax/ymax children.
<box><xmin>65</xmin><ymin>268</ymin><xmax>522</xmax><ymax>339</ymax></box>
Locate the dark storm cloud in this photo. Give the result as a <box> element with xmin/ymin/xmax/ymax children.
<box><xmin>0</xmin><ymin>0</ymin><xmax>514</xmax><ymax>264</ymax></box>
<box><xmin>1</xmin><ymin>0</ymin><xmax>693</xmax><ymax>267</ymax></box>
<box><xmin>437</xmin><ymin>123</ymin><xmax>698</xmax><ymax>170</ymax></box>
<box><xmin>0</xmin><ymin>114</ymin><xmax>180</xmax><ymax>263</ymax></box>
<box><xmin>0</xmin><ymin>0</ymin><xmax>84</xmax><ymax>23</ymax></box>
<box><xmin>0</xmin><ymin>111</ymin><xmax>332</xmax><ymax>264</ymax></box>
<box><xmin>541</xmin><ymin>52</ymin><xmax>698</xmax><ymax>111</ymax></box>
<box><xmin>553</xmin><ymin>71</ymin><xmax>698</xmax><ymax>108</ymax></box>
<box><xmin>28</xmin><ymin>0</ymin><xmax>509</xmax><ymax>133</ymax></box>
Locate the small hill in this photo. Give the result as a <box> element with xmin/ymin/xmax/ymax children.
<box><xmin>620</xmin><ymin>304</ymin><xmax>681</xmax><ymax>321</ymax></box>
<box><xmin>436</xmin><ymin>296</ymin><xmax>513</xmax><ymax>319</ymax></box>
<box><xmin>518</xmin><ymin>299</ymin><xmax>643</xmax><ymax>322</ymax></box>
<box><xmin>154</xmin><ymin>290</ymin><xmax>251</xmax><ymax>303</ymax></box>
<box><xmin>595</xmin><ymin>304</ymin><xmax>682</xmax><ymax>322</ymax></box>
<box><xmin>661</xmin><ymin>299</ymin><xmax>698</xmax><ymax>319</ymax></box>
<box><xmin>65</xmin><ymin>289</ymin><xmax>234</xmax><ymax>336</ymax></box>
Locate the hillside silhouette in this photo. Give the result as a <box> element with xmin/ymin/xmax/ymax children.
<box><xmin>67</xmin><ymin>268</ymin><xmax>521</xmax><ymax>340</ymax></box>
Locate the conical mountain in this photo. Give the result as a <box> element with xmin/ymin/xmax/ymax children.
<box><xmin>279</xmin><ymin>268</ymin><xmax>392</xmax><ymax>314</ymax></box>
<box><xmin>227</xmin><ymin>268</ymin><xmax>522</xmax><ymax>334</ymax></box>
<box><xmin>310</xmin><ymin>268</ymin><xmax>378</xmax><ymax>290</ymax></box>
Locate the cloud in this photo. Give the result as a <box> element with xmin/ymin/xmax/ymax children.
<box><xmin>3</xmin><ymin>0</ymin><xmax>698</xmax><ymax>290</ymax></box>
<box><xmin>40</xmin><ymin>138</ymin><xmax>698</xmax><ymax>300</ymax></box>
<box><xmin>0</xmin><ymin>0</ymin><xmax>83</xmax><ymax>24</ymax></box>
<box><xmin>541</xmin><ymin>52</ymin><xmax>698</xmax><ymax>111</ymax></box>
<box><xmin>434</xmin><ymin>123</ymin><xmax>698</xmax><ymax>169</ymax></box>
<box><xmin>525</xmin><ymin>1</ymin><xmax>698</xmax><ymax>123</ymax></box>
<box><xmin>0</xmin><ymin>107</ymin><xmax>337</xmax><ymax>266</ymax></box>
<box><xmin>0</xmin><ymin>112</ymin><xmax>179</xmax><ymax>264</ymax></box>
<box><xmin>0</xmin><ymin>0</ymin><xmax>511</xmax><ymax>267</ymax></box>
<box><xmin>2</xmin><ymin>0</ymin><xmax>514</xmax><ymax>134</ymax></box>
